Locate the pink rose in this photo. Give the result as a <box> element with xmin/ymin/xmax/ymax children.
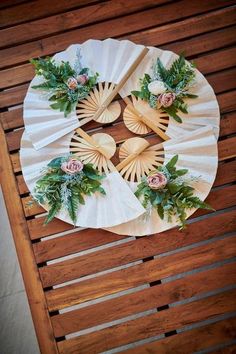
<box><xmin>61</xmin><ymin>157</ymin><xmax>83</xmax><ymax>175</ymax></box>
<box><xmin>147</xmin><ymin>171</ymin><xmax>167</xmax><ymax>190</ymax></box>
<box><xmin>67</xmin><ymin>77</ymin><xmax>78</xmax><ymax>90</ymax></box>
<box><xmin>76</xmin><ymin>74</ymin><xmax>88</xmax><ymax>85</ymax></box>
<box><xmin>158</xmin><ymin>92</ymin><xmax>176</xmax><ymax>108</ymax></box>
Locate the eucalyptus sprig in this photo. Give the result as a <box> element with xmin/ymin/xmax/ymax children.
<box><xmin>132</xmin><ymin>55</ymin><xmax>198</xmax><ymax>123</ymax></box>
<box><xmin>30</xmin><ymin>56</ymin><xmax>98</xmax><ymax>117</ymax></box>
<box><xmin>135</xmin><ymin>155</ymin><xmax>213</xmax><ymax>228</ymax></box>
<box><xmin>33</xmin><ymin>155</ymin><xmax>105</xmax><ymax>225</ymax></box>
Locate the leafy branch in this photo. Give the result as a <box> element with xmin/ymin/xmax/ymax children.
<box><xmin>132</xmin><ymin>55</ymin><xmax>198</xmax><ymax>123</ymax></box>
<box><xmin>33</xmin><ymin>155</ymin><xmax>105</xmax><ymax>225</ymax></box>
<box><xmin>135</xmin><ymin>155</ymin><xmax>213</xmax><ymax>228</ymax></box>
<box><xmin>30</xmin><ymin>56</ymin><xmax>98</xmax><ymax>117</ymax></box>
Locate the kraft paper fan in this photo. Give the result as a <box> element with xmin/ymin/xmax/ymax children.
<box><xmin>20</xmin><ymin>130</ymin><xmax>145</xmax><ymax>228</ymax></box>
<box><xmin>120</xmin><ymin>46</ymin><xmax>220</xmax><ymax>140</ymax></box>
<box><xmin>105</xmin><ymin>126</ymin><xmax>218</xmax><ymax>236</ymax></box>
<box><xmin>23</xmin><ymin>39</ymin><xmax>146</xmax><ymax>150</ymax></box>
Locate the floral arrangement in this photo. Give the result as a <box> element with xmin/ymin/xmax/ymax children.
<box><xmin>135</xmin><ymin>155</ymin><xmax>213</xmax><ymax>228</ymax></box>
<box><xmin>30</xmin><ymin>54</ymin><xmax>98</xmax><ymax>117</ymax></box>
<box><xmin>132</xmin><ymin>55</ymin><xmax>198</xmax><ymax>123</ymax></box>
<box><xmin>33</xmin><ymin>155</ymin><xmax>105</xmax><ymax>224</ymax></box>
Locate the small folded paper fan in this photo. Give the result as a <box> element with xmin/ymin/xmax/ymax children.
<box><xmin>105</xmin><ymin>126</ymin><xmax>218</xmax><ymax>236</ymax></box>
<box><xmin>123</xmin><ymin>96</ymin><xmax>169</xmax><ymax>136</ymax></box>
<box><xmin>20</xmin><ymin>129</ymin><xmax>145</xmax><ymax>229</ymax></box>
<box><xmin>76</xmin><ymin>82</ymin><xmax>121</xmax><ymax>125</ymax></box>
<box><xmin>118</xmin><ymin>137</ymin><xmax>164</xmax><ymax>182</ymax></box>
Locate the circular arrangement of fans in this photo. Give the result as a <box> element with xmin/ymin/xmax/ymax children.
<box><xmin>21</xmin><ymin>39</ymin><xmax>219</xmax><ymax>236</ymax></box>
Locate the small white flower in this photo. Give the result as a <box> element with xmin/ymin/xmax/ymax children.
<box><xmin>148</xmin><ymin>80</ymin><xmax>166</xmax><ymax>95</ymax></box>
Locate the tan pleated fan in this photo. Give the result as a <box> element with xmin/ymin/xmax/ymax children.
<box><xmin>76</xmin><ymin>82</ymin><xmax>121</xmax><ymax>125</ymax></box>
<box><xmin>117</xmin><ymin>137</ymin><xmax>165</xmax><ymax>182</ymax></box>
<box><xmin>123</xmin><ymin>96</ymin><xmax>169</xmax><ymax>140</ymax></box>
<box><xmin>70</xmin><ymin>130</ymin><xmax>117</xmax><ymax>174</ymax></box>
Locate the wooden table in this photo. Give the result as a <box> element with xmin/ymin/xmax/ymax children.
<box><xmin>0</xmin><ymin>1</ymin><xmax>236</xmax><ymax>353</ymax></box>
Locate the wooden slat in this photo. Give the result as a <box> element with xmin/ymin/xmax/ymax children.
<box><xmin>0</xmin><ymin>108</ymin><xmax>23</xmax><ymax>130</ymax></box>
<box><xmin>207</xmin><ymin>68</ymin><xmax>236</xmax><ymax>95</ymax></box>
<box><xmin>0</xmin><ymin>0</ymin><xmax>169</xmax><ymax>48</ymax></box>
<box><xmin>121</xmin><ymin>317</ymin><xmax>236</xmax><ymax>354</ymax></box>
<box><xmin>125</xmin><ymin>6</ymin><xmax>236</xmax><ymax>46</ymax></box>
<box><xmin>220</xmin><ymin>112</ymin><xmax>236</xmax><ymax>137</ymax></box>
<box><xmin>45</xmin><ymin>235</ymin><xmax>236</xmax><ymax>311</ymax></box>
<box><xmin>57</xmin><ymin>289</ymin><xmax>236</xmax><ymax>354</ymax></box>
<box><xmin>0</xmin><ymin>124</ymin><xmax>58</xmax><ymax>353</ymax></box>
<box><xmin>219</xmin><ymin>136</ymin><xmax>236</xmax><ymax>161</ymax></box>
<box><xmin>213</xmin><ymin>344</ymin><xmax>236</xmax><ymax>354</ymax></box>
<box><xmin>1</xmin><ymin>5</ymin><xmax>236</xmax><ymax>90</ymax></box>
<box><xmin>194</xmin><ymin>47</ymin><xmax>236</xmax><ymax>75</ymax></box>
<box><xmin>34</xmin><ymin>229</ymin><xmax>126</xmax><ymax>264</ymax></box>
<box><xmin>51</xmin><ymin>261</ymin><xmax>236</xmax><ymax>336</ymax></box>
<box><xmin>162</xmin><ymin>25</ymin><xmax>236</xmax><ymax>57</ymax></box>
<box><xmin>0</xmin><ymin>0</ymin><xmax>31</xmax><ymax>10</ymax></box>
<box><xmin>218</xmin><ymin>90</ymin><xmax>236</xmax><ymax>113</ymax></box>
<box><xmin>214</xmin><ymin>160</ymin><xmax>236</xmax><ymax>186</ymax></box>
<box><xmin>0</xmin><ymin>0</ymin><xmax>98</xmax><ymax>28</ymax></box>
<box><xmin>0</xmin><ymin>83</ymin><xmax>28</xmax><ymax>108</ymax></box>
<box><xmin>34</xmin><ymin>201</ymin><xmax>236</xmax><ymax>264</ymax></box>
<box><xmin>0</xmin><ymin>0</ymin><xmax>234</xmax><ymax>69</ymax></box>
<box><xmin>39</xmin><ymin>209</ymin><xmax>236</xmax><ymax>287</ymax></box>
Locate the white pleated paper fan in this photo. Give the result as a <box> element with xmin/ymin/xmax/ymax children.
<box><xmin>23</xmin><ymin>39</ymin><xmax>145</xmax><ymax>150</ymax></box>
<box><xmin>120</xmin><ymin>46</ymin><xmax>220</xmax><ymax>139</ymax></box>
<box><xmin>105</xmin><ymin>126</ymin><xmax>218</xmax><ymax>236</ymax></box>
<box><xmin>20</xmin><ymin>131</ymin><xmax>145</xmax><ymax>228</ymax></box>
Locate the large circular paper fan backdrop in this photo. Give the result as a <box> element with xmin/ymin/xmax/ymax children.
<box><xmin>21</xmin><ymin>38</ymin><xmax>220</xmax><ymax>235</ymax></box>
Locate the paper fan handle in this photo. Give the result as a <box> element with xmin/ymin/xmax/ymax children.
<box><xmin>123</xmin><ymin>97</ymin><xmax>169</xmax><ymax>141</ymax></box>
<box><xmin>116</xmin><ymin>139</ymin><xmax>150</xmax><ymax>172</ymax></box>
<box><xmin>91</xmin><ymin>47</ymin><xmax>149</xmax><ymax>123</ymax></box>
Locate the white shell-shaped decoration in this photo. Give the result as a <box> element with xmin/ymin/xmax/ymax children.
<box><xmin>105</xmin><ymin>126</ymin><xmax>218</xmax><ymax>236</ymax></box>
<box><xmin>20</xmin><ymin>131</ymin><xmax>145</xmax><ymax>228</ymax></box>
<box><xmin>76</xmin><ymin>82</ymin><xmax>121</xmax><ymax>125</ymax></box>
<box><xmin>118</xmin><ymin>137</ymin><xmax>164</xmax><ymax>182</ymax></box>
<box><xmin>121</xmin><ymin>46</ymin><xmax>220</xmax><ymax>139</ymax></box>
<box><xmin>70</xmin><ymin>132</ymin><xmax>116</xmax><ymax>174</ymax></box>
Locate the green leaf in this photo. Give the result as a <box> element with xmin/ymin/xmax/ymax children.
<box><xmin>157</xmin><ymin>204</ymin><xmax>164</xmax><ymax>219</ymax></box>
<box><xmin>67</xmin><ymin>191</ymin><xmax>79</xmax><ymax>225</ymax></box>
<box><xmin>47</xmin><ymin>157</ymin><xmax>63</xmax><ymax>168</ymax></box>
<box><xmin>167</xmin><ymin>182</ymin><xmax>182</xmax><ymax>194</ymax></box>
<box><xmin>176</xmin><ymin>169</ymin><xmax>188</xmax><ymax>176</ymax></box>
<box><xmin>83</xmin><ymin>164</ymin><xmax>104</xmax><ymax>180</ymax></box>
<box><xmin>166</xmin><ymin>155</ymin><xmax>178</xmax><ymax>170</ymax></box>
<box><xmin>45</xmin><ymin>202</ymin><xmax>61</xmax><ymax>224</ymax></box>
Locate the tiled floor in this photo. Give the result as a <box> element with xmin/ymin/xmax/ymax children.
<box><xmin>0</xmin><ymin>187</ymin><xmax>40</xmax><ymax>354</ymax></box>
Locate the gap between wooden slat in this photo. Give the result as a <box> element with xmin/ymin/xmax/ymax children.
<box><xmin>45</xmin><ymin>235</ymin><xmax>236</xmax><ymax>311</ymax></box>
<box><xmin>56</xmin><ymin>289</ymin><xmax>236</xmax><ymax>353</ymax></box>
<box><xmin>120</xmin><ymin>317</ymin><xmax>236</xmax><ymax>354</ymax></box>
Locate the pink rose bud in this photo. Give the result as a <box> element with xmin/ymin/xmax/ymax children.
<box><xmin>147</xmin><ymin>171</ymin><xmax>167</xmax><ymax>190</ymax></box>
<box><xmin>76</xmin><ymin>74</ymin><xmax>88</xmax><ymax>85</ymax></box>
<box><xmin>67</xmin><ymin>77</ymin><xmax>78</xmax><ymax>90</ymax></box>
<box><xmin>61</xmin><ymin>157</ymin><xmax>84</xmax><ymax>175</ymax></box>
<box><xmin>158</xmin><ymin>92</ymin><xmax>176</xmax><ymax>108</ymax></box>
